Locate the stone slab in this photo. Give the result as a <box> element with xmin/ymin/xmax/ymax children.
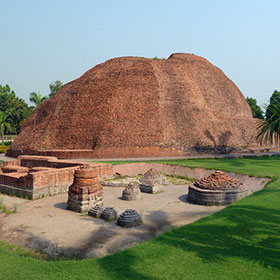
<box><xmin>140</xmin><ymin>184</ymin><xmax>164</xmax><ymax>194</ymax></box>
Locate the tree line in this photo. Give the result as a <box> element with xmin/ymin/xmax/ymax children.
<box><xmin>0</xmin><ymin>80</ymin><xmax>62</xmax><ymax>142</ymax></box>
<box><xmin>246</xmin><ymin>90</ymin><xmax>280</xmax><ymax>120</ymax></box>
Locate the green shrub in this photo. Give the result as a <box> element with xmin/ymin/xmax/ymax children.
<box><xmin>0</xmin><ymin>145</ymin><xmax>9</xmax><ymax>154</ymax></box>
<box><xmin>0</xmin><ymin>141</ymin><xmax>12</xmax><ymax>146</ymax></box>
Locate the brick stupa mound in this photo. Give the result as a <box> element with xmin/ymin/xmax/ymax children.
<box><xmin>8</xmin><ymin>53</ymin><xmax>258</xmax><ymax>159</ymax></box>
<box><xmin>139</xmin><ymin>168</ymin><xmax>169</xmax><ymax>193</ymax></box>
<box><xmin>188</xmin><ymin>171</ymin><xmax>247</xmax><ymax>205</ymax></box>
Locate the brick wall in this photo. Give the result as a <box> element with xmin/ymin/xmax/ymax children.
<box><xmin>0</xmin><ymin>156</ymin><xmax>113</xmax><ymax>199</ymax></box>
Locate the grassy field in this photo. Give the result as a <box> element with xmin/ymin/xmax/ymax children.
<box><xmin>0</xmin><ymin>156</ymin><xmax>280</xmax><ymax>279</ymax></box>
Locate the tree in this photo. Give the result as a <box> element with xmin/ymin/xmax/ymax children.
<box><xmin>265</xmin><ymin>90</ymin><xmax>280</xmax><ymax>120</ymax></box>
<box><xmin>0</xmin><ymin>111</ymin><xmax>12</xmax><ymax>144</ymax></box>
<box><xmin>29</xmin><ymin>92</ymin><xmax>48</xmax><ymax>108</ymax></box>
<box><xmin>246</xmin><ymin>97</ymin><xmax>264</xmax><ymax>119</ymax></box>
<box><xmin>256</xmin><ymin>101</ymin><xmax>280</xmax><ymax>145</ymax></box>
<box><xmin>49</xmin><ymin>80</ymin><xmax>63</xmax><ymax>98</ymax></box>
<box><xmin>0</xmin><ymin>84</ymin><xmax>33</xmax><ymax>134</ymax></box>
<box><xmin>0</xmin><ymin>84</ymin><xmax>15</xmax><ymax>95</ymax></box>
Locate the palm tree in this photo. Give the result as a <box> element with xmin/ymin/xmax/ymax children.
<box><xmin>0</xmin><ymin>111</ymin><xmax>12</xmax><ymax>145</ymax></box>
<box><xmin>29</xmin><ymin>92</ymin><xmax>48</xmax><ymax>108</ymax></box>
<box><xmin>256</xmin><ymin>102</ymin><xmax>280</xmax><ymax>145</ymax></box>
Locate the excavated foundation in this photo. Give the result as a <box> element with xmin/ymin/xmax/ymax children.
<box><xmin>0</xmin><ymin>156</ymin><xmax>112</xmax><ymax>199</ymax></box>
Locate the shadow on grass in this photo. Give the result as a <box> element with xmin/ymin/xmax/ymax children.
<box><xmin>154</xmin><ymin>204</ymin><xmax>280</xmax><ymax>270</ymax></box>
<box><xmin>96</xmin><ymin>251</ymin><xmax>161</xmax><ymax>280</ymax></box>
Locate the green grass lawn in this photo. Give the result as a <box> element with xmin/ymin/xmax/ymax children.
<box><xmin>1</xmin><ymin>157</ymin><xmax>280</xmax><ymax>279</ymax></box>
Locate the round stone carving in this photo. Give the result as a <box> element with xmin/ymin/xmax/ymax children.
<box><xmin>117</xmin><ymin>209</ymin><xmax>142</xmax><ymax>228</ymax></box>
<box><xmin>188</xmin><ymin>171</ymin><xmax>247</xmax><ymax>206</ymax></box>
<box><xmin>101</xmin><ymin>207</ymin><xmax>118</xmax><ymax>221</ymax></box>
<box><xmin>88</xmin><ymin>205</ymin><xmax>104</xmax><ymax>218</ymax></box>
<box><xmin>122</xmin><ymin>183</ymin><xmax>141</xmax><ymax>201</ymax></box>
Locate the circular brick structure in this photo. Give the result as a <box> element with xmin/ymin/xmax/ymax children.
<box><xmin>117</xmin><ymin>209</ymin><xmax>142</xmax><ymax>228</ymax></box>
<box><xmin>188</xmin><ymin>171</ymin><xmax>247</xmax><ymax>205</ymax></box>
<box><xmin>74</xmin><ymin>166</ymin><xmax>97</xmax><ymax>179</ymax></box>
<box><xmin>67</xmin><ymin>166</ymin><xmax>103</xmax><ymax>213</ymax></box>
<box><xmin>122</xmin><ymin>183</ymin><xmax>141</xmax><ymax>201</ymax></box>
<box><xmin>101</xmin><ymin>207</ymin><xmax>118</xmax><ymax>221</ymax></box>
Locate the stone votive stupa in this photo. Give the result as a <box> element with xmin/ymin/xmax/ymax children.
<box><xmin>101</xmin><ymin>207</ymin><xmax>118</xmax><ymax>221</ymax></box>
<box><xmin>122</xmin><ymin>183</ymin><xmax>141</xmax><ymax>200</ymax></box>
<box><xmin>188</xmin><ymin>171</ymin><xmax>247</xmax><ymax>206</ymax></box>
<box><xmin>139</xmin><ymin>168</ymin><xmax>169</xmax><ymax>194</ymax></box>
<box><xmin>117</xmin><ymin>209</ymin><xmax>142</xmax><ymax>228</ymax></box>
<box><xmin>88</xmin><ymin>205</ymin><xmax>104</xmax><ymax>218</ymax></box>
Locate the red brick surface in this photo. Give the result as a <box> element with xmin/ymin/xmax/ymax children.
<box><xmin>194</xmin><ymin>171</ymin><xmax>243</xmax><ymax>190</ymax></box>
<box><xmin>67</xmin><ymin>167</ymin><xmax>103</xmax><ymax>212</ymax></box>
<box><xmin>8</xmin><ymin>53</ymin><xmax>258</xmax><ymax>158</ymax></box>
<box><xmin>0</xmin><ymin>156</ymin><xmax>113</xmax><ymax>195</ymax></box>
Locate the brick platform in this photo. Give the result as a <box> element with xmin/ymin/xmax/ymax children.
<box><xmin>0</xmin><ymin>156</ymin><xmax>113</xmax><ymax>199</ymax></box>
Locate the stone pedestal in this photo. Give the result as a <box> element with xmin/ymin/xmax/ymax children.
<box><xmin>188</xmin><ymin>184</ymin><xmax>248</xmax><ymax>206</ymax></box>
<box><xmin>67</xmin><ymin>166</ymin><xmax>103</xmax><ymax>212</ymax></box>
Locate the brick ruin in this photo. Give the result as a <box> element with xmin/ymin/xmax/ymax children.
<box><xmin>67</xmin><ymin>166</ymin><xmax>103</xmax><ymax>212</ymax></box>
<box><xmin>0</xmin><ymin>155</ymin><xmax>113</xmax><ymax>199</ymax></box>
<box><xmin>188</xmin><ymin>171</ymin><xmax>247</xmax><ymax>205</ymax></box>
<box><xmin>139</xmin><ymin>168</ymin><xmax>169</xmax><ymax>193</ymax></box>
<box><xmin>7</xmin><ymin>53</ymin><xmax>262</xmax><ymax>159</ymax></box>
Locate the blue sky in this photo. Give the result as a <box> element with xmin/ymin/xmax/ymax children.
<box><xmin>1</xmin><ymin>0</ymin><xmax>279</xmax><ymax>106</ymax></box>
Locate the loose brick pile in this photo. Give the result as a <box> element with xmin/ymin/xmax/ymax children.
<box><xmin>194</xmin><ymin>171</ymin><xmax>243</xmax><ymax>191</ymax></box>
<box><xmin>8</xmin><ymin>53</ymin><xmax>258</xmax><ymax>158</ymax></box>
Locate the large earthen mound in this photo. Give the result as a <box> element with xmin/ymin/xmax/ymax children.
<box><xmin>8</xmin><ymin>53</ymin><xmax>258</xmax><ymax>158</ymax></box>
